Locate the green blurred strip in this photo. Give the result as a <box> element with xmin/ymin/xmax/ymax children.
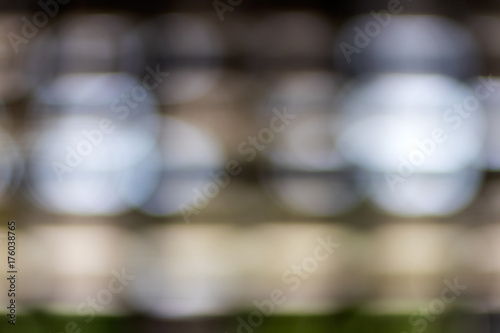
<box><xmin>0</xmin><ymin>311</ymin><xmax>491</xmax><ymax>333</ymax></box>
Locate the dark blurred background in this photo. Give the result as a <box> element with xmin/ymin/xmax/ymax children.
<box><xmin>1</xmin><ymin>0</ymin><xmax>500</xmax><ymax>332</ymax></box>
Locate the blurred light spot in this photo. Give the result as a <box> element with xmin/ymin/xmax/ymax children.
<box><xmin>339</xmin><ymin>74</ymin><xmax>483</xmax><ymax>172</ymax></box>
<box><xmin>27</xmin><ymin>14</ymin><xmax>143</xmax><ymax>81</ymax></box>
<box><xmin>25</xmin><ymin>224</ymin><xmax>130</xmax><ymax>314</ymax></box>
<box><xmin>264</xmin><ymin>71</ymin><xmax>340</xmax><ymax>114</ymax></box>
<box><xmin>126</xmin><ymin>225</ymin><xmax>238</xmax><ymax>318</ymax></box>
<box><xmin>139</xmin><ymin>116</ymin><xmax>225</xmax><ymax>217</ymax></box>
<box><xmin>26</xmin><ymin>73</ymin><xmax>161</xmax><ymax>216</ymax></box>
<box><xmin>335</xmin><ymin>15</ymin><xmax>479</xmax><ymax>78</ymax></box>
<box><xmin>266</xmin><ymin>72</ymin><xmax>344</xmax><ymax>170</ymax></box>
<box><xmin>262</xmin><ymin>72</ymin><xmax>363</xmax><ymax>216</ymax></box>
<box><xmin>370</xmin><ymin>170</ymin><xmax>482</xmax><ymax>216</ymax></box>
<box><xmin>141</xmin><ymin>14</ymin><xmax>224</xmax><ymax>105</ymax></box>
<box><xmin>473</xmin><ymin>76</ymin><xmax>500</xmax><ymax>171</ymax></box>
<box><xmin>338</xmin><ymin>74</ymin><xmax>484</xmax><ymax>216</ymax></box>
